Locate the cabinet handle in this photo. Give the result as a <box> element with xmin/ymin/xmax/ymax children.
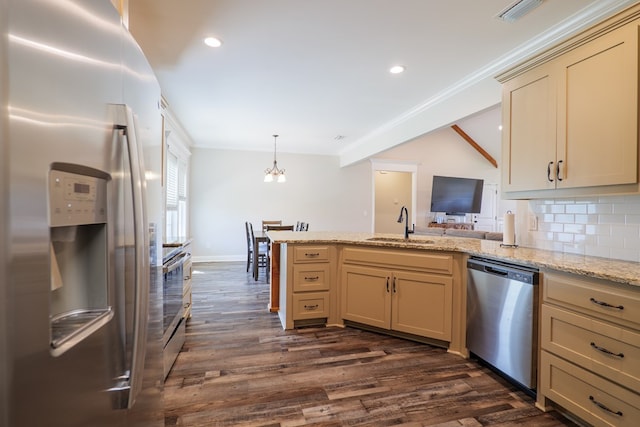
<box><xmin>589</xmin><ymin>396</ymin><xmax>623</xmax><ymax>417</ymax></box>
<box><xmin>556</xmin><ymin>160</ymin><xmax>563</xmax><ymax>181</ymax></box>
<box><xmin>590</xmin><ymin>297</ymin><xmax>624</xmax><ymax>310</ymax></box>
<box><xmin>590</xmin><ymin>342</ymin><xmax>624</xmax><ymax>358</ymax></box>
<box><xmin>393</xmin><ymin>277</ymin><xmax>397</xmax><ymax>293</ymax></box>
<box><xmin>305</xmin><ymin>252</ymin><xmax>320</xmax><ymax>257</ymax></box>
<box><xmin>547</xmin><ymin>161</ymin><xmax>554</xmax><ymax>182</ymax></box>
<box><xmin>386</xmin><ymin>277</ymin><xmax>390</xmax><ymax>293</ymax></box>
<box><xmin>304</xmin><ymin>276</ymin><xmax>319</xmax><ymax>281</ymax></box>
<box><xmin>303</xmin><ymin>304</ymin><xmax>319</xmax><ymax>311</ymax></box>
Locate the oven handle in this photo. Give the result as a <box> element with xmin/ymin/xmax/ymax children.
<box><xmin>164</xmin><ymin>252</ymin><xmax>186</xmax><ymax>274</ymax></box>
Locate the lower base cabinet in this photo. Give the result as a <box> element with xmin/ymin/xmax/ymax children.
<box><xmin>541</xmin><ymin>351</ymin><xmax>640</xmax><ymax>427</ymax></box>
<box><xmin>540</xmin><ymin>270</ymin><xmax>640</xmax><ymax>426</ymax></box>
<box><xmin>341</xmin><ymin>248</ymin><xmax>454</xmax><ymax>342</ymax></box>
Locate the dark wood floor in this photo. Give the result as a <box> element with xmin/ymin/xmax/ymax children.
<box><xmin>164</xmin><ymin>262</ymin><xmax>577</xmax><ymax>427</ymax></box>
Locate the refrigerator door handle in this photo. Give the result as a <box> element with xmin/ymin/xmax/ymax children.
<box><xmin>110</xmin><ymin>104</ymin><xmax>150</xmax><ymax>409</ymax></box>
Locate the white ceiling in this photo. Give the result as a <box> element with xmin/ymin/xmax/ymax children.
<box><xmin>128</xmin><ymin>0</ymin><xmax>636</xmax><ymax>164</ymax></box>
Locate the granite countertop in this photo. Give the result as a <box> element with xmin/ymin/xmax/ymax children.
<box><xmin>266</xmin><ymin>230</ymin><xmax>640</xmax><ymax>287</ymax></box>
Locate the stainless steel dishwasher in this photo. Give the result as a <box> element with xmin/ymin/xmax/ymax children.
<box><xmin>466</xmin><ymin>257</ymin><xmax>539</xmax><ymax>391</ymax></box>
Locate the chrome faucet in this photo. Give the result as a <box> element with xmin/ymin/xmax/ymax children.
<box><xmin>397</xmin><ymin>206</ymin><xmax>410</xmax><ymax>239</ymax></box>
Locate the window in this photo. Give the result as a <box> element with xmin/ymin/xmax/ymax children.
<box><xmin>165</xmin><ymin>142</ymin><xmax>189</xmax><ymax>241</ymax></box>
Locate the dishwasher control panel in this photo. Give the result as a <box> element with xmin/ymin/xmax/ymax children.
<box><xmin>467</xmin><ymin>257</ymin><xmax>539</xmax><ymax>285</ymax></box>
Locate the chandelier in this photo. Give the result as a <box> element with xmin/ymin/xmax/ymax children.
<box><xmin>264</xmin><ymin>134</ymin><xmax>286</xmax><ymax>183</ymax></box>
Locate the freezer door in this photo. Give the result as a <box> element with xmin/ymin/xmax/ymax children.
<box><xmin>5</xmin><ymin>1</ymin><xmax>162</xmax><ymax>426</ymax></box>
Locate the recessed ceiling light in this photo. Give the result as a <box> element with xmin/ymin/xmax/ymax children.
<box><xmin>204</xmin><ymin>37</ymin><xmax>222</xmax><ymax>47</ymax></box>
<box><xmin>389</xmin><ymin>65</ymin><xmax>405</xmax><ymax>74</ymax></box>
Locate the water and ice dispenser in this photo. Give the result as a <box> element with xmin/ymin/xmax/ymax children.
<box><xmin>48</xmin><ymin>167</ymin><xmax>111</xmax><ymax>356</ymax></box>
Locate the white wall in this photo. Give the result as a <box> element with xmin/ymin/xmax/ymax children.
<box><xmin>374</xmin><ymin>106</ymin><xmax>516</xmax><ymax>228</ymax></box>
<box><xmin>190</xmin><ymin>149</ymin><xmax>371</xmax><ymax>262</ymax></box>
<box><xmin>189</xmin><ymin>105</ymin><xmax>516</xmax><ymax>262</ymax></box>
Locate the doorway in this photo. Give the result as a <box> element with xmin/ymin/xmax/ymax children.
<box><xmin>370</xmin><ymin>160</ymin><xmax>418</xmax><ymax>233</ymax></box>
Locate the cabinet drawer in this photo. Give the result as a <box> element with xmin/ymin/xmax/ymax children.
<box><xmin>544</xmin><ymin>272</ymin><xmax>640</xmax><ymax>330</ymax></box>
<box><xmin>541</xmin><ymin>351</ymin><xmax>640</xmax><ymax>427</ymax></box>
<box><xmin>292</xmin><ymin>292</ymin><xmax>329</xmax><ymax>320</ymax></box>
<box><xmin>342</xmin><ymin>247</ymin><xmax>453</xmax><ymax>274</ymax></box>
<box><xmin>541</xmin><ymin>304</ymin><xmax>640</xmax><ymax>393</ymax></box>
<box><xmin>293</xmin><ymin>246</ymin><xmax>330</xmax><ymax>263</ymax></box>
<box><xmin>293</xmin><ymin>264</ymin><xmax>330</xmax><ymax>292</ymax></box>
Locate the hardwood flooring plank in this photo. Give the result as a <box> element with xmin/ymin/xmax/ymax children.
<box><xmin>164</xmin><ymin>262</ymin><xmax>578</xmax><ymax>427</ymax></box>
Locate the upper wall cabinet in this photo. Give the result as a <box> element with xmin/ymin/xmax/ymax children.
<box><xmin>498</xmin><ymin>6</ymin><xmax>640</xmax><ymax>199</ymax></box>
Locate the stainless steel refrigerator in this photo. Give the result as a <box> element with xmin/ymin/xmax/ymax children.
<box><xmin>1</xmin><ymin>1</ymin><xmax>164</xmax><ymax>426</ymax></box>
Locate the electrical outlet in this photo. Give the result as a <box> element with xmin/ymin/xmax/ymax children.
<box><xmin>528</xmin><ymin>214</ymin><xmax>538</xmax><ymax>231</ymax></box>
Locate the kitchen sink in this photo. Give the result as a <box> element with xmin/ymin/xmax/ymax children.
<box><xmin>365</xmin><ymin>237</ymin><xmax>434</xmax><ymax>244</ymax></box>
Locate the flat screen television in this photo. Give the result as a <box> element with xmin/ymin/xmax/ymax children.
<box><xmin>430</xmin><ymin>175</ymin><xmax>484</xmax><ymax>215</ymax></box>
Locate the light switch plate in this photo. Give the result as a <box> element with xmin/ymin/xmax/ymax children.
<box><xmin>528</xmin><ymin>214</ymin><xmax>538</xmax><ymax>231</ymax></box>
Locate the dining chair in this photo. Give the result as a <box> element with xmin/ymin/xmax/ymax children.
<box><xmin>265</xmin><ymin>225</ymin><xmax>294</xmax><ymax>231</ymax></box>
<box><xmin>262</xmin><ymin>220</ymin><xmax>282</xmax><ymax>231</ymax></box>
<box><xmin>248</xmin><ymin>222</ymin><xmax>269</xmax><ymax>280</ymax></box>
<box><xmin>244</xmin><ymin>221</ymin><xmax>253</xmax><ymax>272</ymax></box>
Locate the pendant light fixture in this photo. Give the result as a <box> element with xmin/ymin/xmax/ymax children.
<box><xmin>264</xmin><ymin>134</ymin><xmax>286</xmax><ymax>183</ymax></box>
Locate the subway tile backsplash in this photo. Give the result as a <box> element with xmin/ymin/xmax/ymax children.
<box><xmin>524</xmin><ymin>195</ymin><xmax>640</xmax><ymax>262</ymax></box>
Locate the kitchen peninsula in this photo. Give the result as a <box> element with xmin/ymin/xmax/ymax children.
<box><xmin>268</xmin><ymin>230</ymin><xmax>640</xmax><ymax>426</ymax></box>
<box><xmin>269</xmin><ymin>230</ymin><xmax>640</xmax><ymax>341</ymax></box>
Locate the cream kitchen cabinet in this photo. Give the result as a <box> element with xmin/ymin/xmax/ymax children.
<box><xmin>499</xmin><ymin>12</ymin><xmax>640</xmax><ymax>198</ymax></box>
<box><xmin>278</xmin><ymin>244</ymin><xmax>337</xmax><ymax>329</ymax></box>
<box><xmin>340</xmin><ymin>247</ymin><xmax>454</xmax><ymax>343</ymax></box>
<box><xmin>501</xmin><ymin>61</ymin><xmax>557</xmax><ymax>192</ymax></box>
<box><xmin>540</xmin><ymin>270</ymin><xmax>640</xmax><ymax>426</ymax></box>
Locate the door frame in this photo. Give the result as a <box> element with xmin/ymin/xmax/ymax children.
<box><xmin>370</xmin><ymin>159</ymin><xmax>418</xmax><ymax>233</ymax></box>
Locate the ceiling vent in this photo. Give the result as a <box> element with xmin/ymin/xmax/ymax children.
<box><xmin>496</xmin><ymin>0</ymin><xmax>543</xmax><ymax>22</ymax></box>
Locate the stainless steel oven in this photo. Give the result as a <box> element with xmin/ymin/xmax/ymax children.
<box><xmin>162</xmin><ymin>250</ymin><xmax>186</xmax><ymax>379</ymax></box>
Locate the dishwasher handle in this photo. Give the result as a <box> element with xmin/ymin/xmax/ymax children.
<box><xmin>467</xmin><ymin>257</ymin><xmax>538</xmax><ymax>285</ymax></box>
<box><xmin>484</xmin><ymin>265</ymin><xmax>509</xmax><ymax>277</ymax></box>
<box><xmin>468</xmin><ymin>259</ymin><xmax>509</xmax><ymax>277</ymax></box>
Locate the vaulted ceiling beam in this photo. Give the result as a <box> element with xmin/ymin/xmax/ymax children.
<box><xmin>450</xmin><ymin>124</ymin><xmax>498</xmax><ymax>168</ymax></box>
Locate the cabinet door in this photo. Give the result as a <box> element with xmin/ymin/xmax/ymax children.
<box><xmin>557</xmin><ymin>24</ymin><xmax>638</xmax><ymax>189</ymax></box>
<box><xmin>391</xmin><ymin>271</ymin><xmax>452</xmax><ymax>340</ymax></box>
<box><xmin>341</xmin><ymin>265</ymin><xmax>391</xmax><ymax>329</ymax></box>
<box><xmin>502</xmin><ymin>62</ymin><xmax>557</xmax><ymax>192</ymax></box>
